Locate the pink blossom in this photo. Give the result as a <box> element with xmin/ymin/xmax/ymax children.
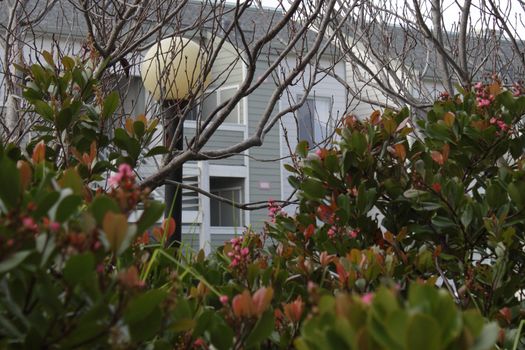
<box><xmin>193</xmin><ymin>338</ymin><xmax>206</xmax><ymax>347</ymax></box>
<box><xmin>497</xmin><ymin>120</ymin><xmax>509</xmax><ymax>132</ymax></box>
<box><xmin>477</xmin><ymin>98</ymin><xmax>491</xmax><ymax>108</ymax></box>
<box><xmin>22</xmin><ymin>217</ymin><xmax>38</xmax><ymax>231</ymax></box>
<box><xmin>49</xmin><ymin>221</ymin><xmax>60</xmax><ymax>232</ymax></box>
<box><xmin>349</xmin><ymin>229</ymin><xmax>358</xmax><ymax>239</ymax></box>
<box><xmin>361</xmin><ymin>292</ymin><xmax>374</xmax><ymax>305</ymax></box>
<box><xmin>220</xmin><ymin>295</ymin><xmax>229</xmax><ymax>305</ymax></box>
<box><xmin>109</xmin><ymin>163</ymin><xmax>134</xmax><ymax>186</ymax></box>
<box><xmin>241</xmin><ymin>247</ymin><xmax>250</xmax><ymax>256</ymax></box>
<box><xmin>490</xmin><ymin>117</ymin><xmax>497</xmax><ymax>124</ymax></box>
<box><xmin>327</xmin><ymin>226</ymin><xmax>337</xmax><ymax>238</ymax></box>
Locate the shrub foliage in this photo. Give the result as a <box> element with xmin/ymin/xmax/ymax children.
<box><xmin>0</xmin><ymin>55</ymin><xmax>523</xmax><ymax>349</ymax></box>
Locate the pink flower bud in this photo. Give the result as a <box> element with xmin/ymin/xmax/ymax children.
<box><xmin>220</xmin><ymin>295</ymin><xmax>229</xmax><ymax>305</ymax></box>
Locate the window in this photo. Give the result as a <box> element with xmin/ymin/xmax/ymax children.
<box><xmin>210</xmin><ymin>177</ymin><xmax>244</xmax><ymax>227</ymax></box>
<box><xmin>297</xmin><ymin>96</ymin><xmax>334</xmax><ymax>146</ymax></box>
<box><xmin>187</xmin><ymin>86</ymin><xmax>242</xmax><ymax>124</ymax></box>
<box><xmin>218</xmin><ymin>87</ymin><xmax>241</xmax><ymax>123</ymax></box>
<box><xmin>118</xmin><ymin>76</ymin><xmax>146</xmax><ymax>117</ymax></box>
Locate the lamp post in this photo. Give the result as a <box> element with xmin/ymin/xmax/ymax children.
<box><xmin>140</xmin><ymin>37</ymin><xmax>209</xmax><ymax>245</ymax></box>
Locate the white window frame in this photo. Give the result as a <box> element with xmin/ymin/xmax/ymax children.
<box><xmin>184</xmin><ymin>84</ymin><xmax>243</xmax><ymax>127</ymax></box>
<box><xmin>209</xmin><ymin>175</ymin><xmax>245</xmax><ymax>229</ymax></box>
<box><xmin>297</xmin><ymin>94</ymin><xmax>334</xmax><ymax>146</ymax></box>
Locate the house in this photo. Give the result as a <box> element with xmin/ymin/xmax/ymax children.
<box><xmin>0</xmin><ymin>1</ymin><xmax>350</xmax><ymax>253</ymax></box>
<box><xmin>4</xmin><ymin>2</ymin><xmax>524</xmax><ymax>255</ymax></box>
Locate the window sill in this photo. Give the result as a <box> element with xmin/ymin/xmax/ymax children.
<box><xmin>184</xmin><ymin>120</ymin><xmax>245</xmax><ymax>132</ymax></box>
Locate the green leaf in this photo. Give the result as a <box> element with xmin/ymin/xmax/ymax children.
<box><xmin>102</xmin><ymin>91</ymin><xmax>120</xmax><ymax>119</ymax></box>
<box><xmin>145</xmin><ymin>146</ymin><xmax>169</xmax><ymax>157</ymax></box>
<box><xmin>431</xmin><ymin>215</ymin><xmax>457</xmax><ymax>229</ymax></box>
<box><xmin>0</xmin><ymin>155</ymin><xmax>20</xmax><ymax>210</ymax></box>
<box><xmin>31</xmin><ymin>64</ymin><xmax>48</xmax><ymax>86</ymax></box>
<box><xmin>55</xmin><ymin>195</ymin><xmax>82</xmax><ymax>222</ymax></box>
<box><xmin>133</xmin><ymin>120</ymin><xmax>146</xmax><ymax>139</ymax></box>
<box><xmin>34</xmin><ymin>101</ymin><xmax>54</xmax><ymax>121</ymax></box>
<box><xmin>301</xmin><ymin>179</ymin><xmax>327</xmax><ymax>200</ymax></box>
<box><xmin>486</xmin><ymin>183</ymin><xmax>506</xmax><ymax>208</ymax></box>
<box><xmin>42</xmin><ymin>51</ymin><xmax>55</xmax><ymax>68</ymax></box>
<box><xmin>128</xmin><ymin>306</ymin><xmax>163</xmax><ymax>342</ymax></box>
<box><xmin>60</xmin><ymin>168</ymin><xmax>84</xmax><ymax>195</ymax></box>
<box><xmin>245</xmin><ymin>310</ymin><xmax>275</xmax><ymax>347</ymax></box>
<box><xmin>61</xmin><ymin>56</ymin><xmax>75</xmax><ymax>71</ymax></box>
<box><xmin>136</xmin><ymin>201</ymin><xmax>164</xmax><ymax>234</ymax></box>
<box><xmin>403</xmin><ymin>189</ymin><xmax>427</xmax><ymax>199</ymax></box>
<box><xmin>33</xmin><ymin>191</ymin><xmax>60</xmax><ymax>219</ymax></box>
<box><xmin>124</xmin><ymin>289</ymin><xmax>168</xmax><ymax>325</ymax></box>
<box><xmin>296</xmin><ymin>140</ymin><xmax>309</xmax><ymax>158</ymax></box>
<box><xmin>406</xmin><ymin>313</ymin><xmax>441</xmax><ymax>350</ymax></box>
<box><xmin>0</xmin><ymin>251</ymin><xmax>32</xmax><ymax>274</ymax></box>
<box><xmin>472</xmin><ymin>322</ymin><xmax>498</xmax><ymax>350</ymax></box>
<box><xmin>208</xmin><ymin>314</ymin><xmax>234</xmax><ymax>350</ymax></box>
<box><xmin>56</xmin><ymin>108</ymin><xmax>73</xmax><ymax>131</ymax></box>
<box><xmin>351</xmin><ymin>131</ymin><xmax>367</xmax><ymax>155</ymax></box>
<box><xmin>508</xmin><ymin>182</ymin><xmax>525</xmax><ymax>209</ymax></box>
<box><xmin>90</xmin><ymin>195</ymin><xmax>120</xmax><ymax>224</ymax></box>
<box><xmin>63</xmin><ymin>253</ymin><xmax>95</xmax><ymax>285</ymax></box>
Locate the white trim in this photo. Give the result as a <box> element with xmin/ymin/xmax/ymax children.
<box><xmin>242</xmin><ymin>54</ymin><xmax>251</xmax><ymax>226</ymax></box>
<box><xmin>209</xmin><ymin>164</ymin><xmax>247</xmax><ymax>178</ymax></box>
<box><xmin>210</xmin><ymin>226</ymin><xmax>244</xmax><ymax>235</ymax></box>
<box><xmin>217</xmin><ymin>84</ymin><xmax>243</xmax><ymax>124</ymax></box>
<box><xmin>278</xmin><ymin>98</ymin><xmax>285</xmax><ymax>202</ymax></box>
<box><xmin>183</xmin><ymin>120</ymin><xmax>245</xmax><ymax>132</ymax></box>
<box><xmin>183</xmin><ymin>210</ymin><xmax>201</xmax><ymax>223</ymax></box>
<box><xmin>198</xmin><ymin>161</ymin><xmax>211</xmax><ymax>255</ymax></box>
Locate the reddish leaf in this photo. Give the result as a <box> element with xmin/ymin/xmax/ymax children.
<box><xmin>431</xmin><ymin>151</ymin><xmax>444</xmax><ymax>165</ymax></box>
<box><xmin>32</xmin><ymin>141</ymin><xmax>46</xmax><ymax>163</ymax></box>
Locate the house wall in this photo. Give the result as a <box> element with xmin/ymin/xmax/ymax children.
<box><xmin>279</xmin><ymin>58</ymin><xmax>348</xmax><ymax>213</ymax></box>
<box><xmin>247</xmin><ymin>62</ymin><xmax>282</xmax><ymax>231</ymax></box>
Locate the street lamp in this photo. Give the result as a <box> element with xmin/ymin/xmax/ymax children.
<box><xmin>141</xmin><ymin>37</ymin><xmax>210</xmax><ymax>246</ymax></box>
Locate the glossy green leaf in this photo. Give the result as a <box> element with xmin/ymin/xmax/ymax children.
<box><xmin>0</xmin><ymin>251</ymin><xmax>32</xmax><ymax>274</ymax></box>
<box><xmin>124</xmin><ymin>289</ymin><xmax>168</xmax><ymax>325</ymax></box>
<box><xmin>245</xmin><ymin>310</ymin><xmax>275</xmax><ymax>347</ymax></box>
<box><xmin>0</xmin><ymin>155</ymin><xmax>20</xmax><ymax>210</ymax></box>
<box><xmin>55</xmin><ymin>195</ymin><xmax>82</xmax><ymax>222</ymax></box>
<box><xmin>90</xmin><ymin>195</ymin><xmax>120</xmax><ymax>224</ymax></box>
<box><xmin>406</xmin><ymin>313</ymin><xmax>441</xmax><ymax>350</ymax></box>
<box><xmin>63</xmin><ymin>253</ymin><xmax>95</xmax><ymax>285</ymax></box>
<box><xmin>136</xmin><ymin>201</ymin><xmax>164</xmax><ymax>234</ymax></box>
<box><xmin>102</xmin><ymin>91</ymin><xmax>120</xmax><ymax>119</ymax></box>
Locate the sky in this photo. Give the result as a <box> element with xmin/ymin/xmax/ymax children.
<box><xmin>231</xmin><ymin>0</ymin><xmax>524</xmax><ymax>35</ymax></box>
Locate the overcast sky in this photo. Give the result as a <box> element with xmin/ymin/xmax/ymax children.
<box><xmin>234</xmin><ymin>0</ymin><xmax>524</xmax><ymax>35</ymax></box>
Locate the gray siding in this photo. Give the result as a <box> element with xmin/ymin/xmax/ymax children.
<box><xmin>247</xmin><ymin>64</ymin><xmax>281</xmax><ymax>231</ymax></box>
<box><xmin>210</xmin><ymin>44</ymin><xmax>244</xmax><ymax>87</ymax></box>
<box><xmin>181</xmin><ymin>233</ymin><xmax>200</xmax><ymax>252</ymax></box>
<box><xmin>184</xmin><ymin>127</ymin><xmax>245</xmax><ymax>165</ymax></box>
<box><xmin>211</xmin><ymin>233</ymin><xmax>240</xmax><ymax>249</ymax></box>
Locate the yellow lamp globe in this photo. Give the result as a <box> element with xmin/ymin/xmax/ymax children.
<box><xmin>141</xmin><ymin>37</ymin><xmax>210</xmax><ymax>101</ymax></box>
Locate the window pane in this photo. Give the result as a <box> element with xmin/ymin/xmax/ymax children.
<box><xmin>219</xmin><ymin>87</ymin><xmax>240</xmax><ymax>123</ymax></box>
<box><xmin>210</xmin><ymin>177</ymin><xmax>244</xmax><ymax>227</ymax></box>
<box><xmin>297</xmin><ymin>98</ymin><xmax>315</xmax><ymax>145</ymax></box>
<box><xmin>200</xmin><ymin>91</ymin><xmax>217</xmax><ymax>121</ymax></box>
<box><xmin>120</xmin><ymin>77</ymin><xmax>145</xmax><ymax>117</ymax></box>
<box><xmin>297</xmin><ymin>96</ymin><xmax>333</xmax><ymax>146</ymax></box>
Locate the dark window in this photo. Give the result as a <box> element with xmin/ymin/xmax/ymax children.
<box><xmin>210</xmin><ymin>177</ymin><xmax>244</xmax><ymax>227</ymax></box>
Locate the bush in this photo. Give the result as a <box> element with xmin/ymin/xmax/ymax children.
<box><xmin>0</xmin><ymin>55</ymin><xmax>523</xmax><ymax>349</ymax></box>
